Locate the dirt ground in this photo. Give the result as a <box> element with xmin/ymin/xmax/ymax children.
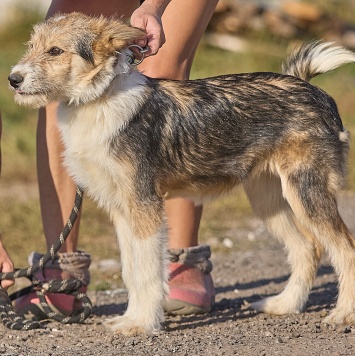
<box><xmin>1</xmin><ymin>194</ymin><xmax>355</xmax><ymax>355</ymax></box>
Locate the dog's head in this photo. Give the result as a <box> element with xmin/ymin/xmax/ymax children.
<box><xmin>8</xmin><ymin>12</ymin><xmax>144</xmax><ymax>107</ymax></box>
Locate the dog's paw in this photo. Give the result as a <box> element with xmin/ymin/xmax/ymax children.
<box><xmin>323</xmin><ymin>308</ymin><xmax>355</xmax><ymax>325</ymax></box>
<box><xmin>103</xmin><ymin>315</ymin><xmax>158</xmax><ymax>335</ymax></box>
<box><xmin>251</xmin><ymin>295</ymin><xmax>303</xmax><ymax>315</ymax></box>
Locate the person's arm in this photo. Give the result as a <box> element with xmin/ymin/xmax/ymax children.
<box><xmin>0</xmin><ymin>238</ymin><xmax>14</xmax><ymax>289</ymax></box>
<box><xmin>130</xmin><ymin>0</ymin><xmax>171</xmax><ymax>56</ymax></box>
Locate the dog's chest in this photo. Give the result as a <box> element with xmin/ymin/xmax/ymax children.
<box><xmin>57</xmin><ymin>104</ymin><xmax>129</xmax><ymax>209</ymax></box>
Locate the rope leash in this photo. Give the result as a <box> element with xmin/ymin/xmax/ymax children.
<box><xmin>0</xmin><ymin>187</ymin><xmax>92</xmax><ymax>330</ymax></box>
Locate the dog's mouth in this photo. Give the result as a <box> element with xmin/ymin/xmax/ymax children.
<box><xmin>15</xmin><ymin>89</ymin><xmax>43</xmax><ymax>96</ymax></box>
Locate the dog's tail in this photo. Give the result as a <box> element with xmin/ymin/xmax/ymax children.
<box><xmin>282</xmin><ymin>41</ymin><xmax>355</xmax><ymax>82</ymax></box>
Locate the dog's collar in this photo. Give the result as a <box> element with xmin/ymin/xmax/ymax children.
<box><xmin>115</xmin><ymin>45</ymin><xmax>149</xmax><ymax>66</ymax></box>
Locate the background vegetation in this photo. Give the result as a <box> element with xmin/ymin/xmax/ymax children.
<box><xmin>1</xmin><ymin>2</ymin><xmax>355</xmax><ymax>290</ymax></box>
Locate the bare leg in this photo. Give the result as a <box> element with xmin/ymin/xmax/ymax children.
<box><xmin>14</xmin><ymin>0</ymin><xmax>143</xmax><ymax>319</ymax></box>
<box><xmin>137</xmin><ymin>0</ymin><xmax>218</xmax><ymax>315</ymax></box>
<box><xmin>38</xmin><ymin>1</ymin><xmax>140</xmax><ymax>253</ymax></box>
<box><xmin>139</xmin><ymin>0</ymin><xmax>218</xmax><ymax>249</ymax></box>
<box><xmin>165</xmin><ymin>199</ymin><xmax>201</xmax><ymax>248</ymax></box>
<box><xmin>37</xmin><ymin>104</ymin><xmax>79</xmax><ymax>252</ymax></box>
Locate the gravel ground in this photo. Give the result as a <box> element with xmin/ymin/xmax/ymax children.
<box><xmin>1</xmin><ymin>193</ymin><xmax>355</xmax><ymax>355</ymax></box>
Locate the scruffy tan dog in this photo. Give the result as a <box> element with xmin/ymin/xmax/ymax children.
<box><xmin>8</xmin><ymin>12</ymin><xmax>355</xmax><ymax>335</ymax></box>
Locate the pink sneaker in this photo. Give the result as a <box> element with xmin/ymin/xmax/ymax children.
<box><xmin>14</xmin><ymin>251</ymin><xmax>91</xmax><ymax>320</ymax></box>
<box><xmin>164</xmin><ymin>245</ymin><xmax>215</xmax><ymax>315</ymax></box>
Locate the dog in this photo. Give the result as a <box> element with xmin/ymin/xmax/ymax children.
<box><xmin>8</xmin><ymin>12</ymin><xmax>355</xmax><ymax>335</ymax></box>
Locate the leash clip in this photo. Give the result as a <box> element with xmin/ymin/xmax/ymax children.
<box><xmin>116</xmin><ymin>45</ymin><xmax>149</xmax><ymax>66</ymax></box>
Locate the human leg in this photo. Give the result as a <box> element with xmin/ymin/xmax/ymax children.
<box><xmin>39</xmin><ymin>0</ymin><xmax>140</xmax><ymax>253</ymax></box>
<box><xmin>139</xmin><ymin>0</ymin><xmax>217</xmax><ymax>250</ymax></box>
<box><xmin>139</xmin><ymin>0</ymin><xmax>218</xmax><ymax>80</ymax></box>
<box><xmin>139</xmin><ymin>0</ymin><xmax>218</xmax><ymax>314</ymax></box>
<box><xmin>16</xmin><ymin>0</ymin><xmax>140</xmax><ymax>318</ymax></box>
<box><xmin>37</xmin><ymin>104</ymin><xmax>80</xmax><ymax>253</ymax></box>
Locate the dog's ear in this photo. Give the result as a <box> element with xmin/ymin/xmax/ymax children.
<box><xmin>77</xmin><ymin>33</ymin><xmax>95</xmax><ymax>64</ymax></box>
<box><xmin>92</xmin><ymin>18</ymin><xmax>145</xmax><ymax>60</ymax></box>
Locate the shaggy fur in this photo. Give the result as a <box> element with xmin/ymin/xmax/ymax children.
<box><xmin>8</xmin><ymin>12</ymin><xmax>355</xmax><ymax>335</ymax></box>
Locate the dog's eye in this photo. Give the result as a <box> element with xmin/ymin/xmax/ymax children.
<box><xmin>48</xmin><ymin>47</ymin><xmax>64</xmax><ymax>56</ymax></box>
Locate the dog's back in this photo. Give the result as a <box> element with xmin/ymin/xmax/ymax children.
<box><xmin>111</xmin><ymin>69</ymin><xmax>347</xmax><ymax>204</ymax></box>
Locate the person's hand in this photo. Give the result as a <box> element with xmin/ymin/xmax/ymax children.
<box><xmin>0</xmin><ymin>239</ymin><xmax>14</xmax><ymax>289</ymax></box>
<box><xmin>130</xmin><ymin>1</ymin><xmax>169</xmax><ymax>56</ymax></box>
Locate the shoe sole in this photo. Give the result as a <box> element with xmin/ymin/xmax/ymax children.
<box><xmin>164</xmin><ymin>299</ymin><xmax>211</xmax><ymax>315</ymax></box>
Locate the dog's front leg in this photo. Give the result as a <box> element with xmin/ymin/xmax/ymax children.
<box><xmin>104</xmin><ymin>209</ymin><xmax>169</xmax><ymax>335</ymax></box>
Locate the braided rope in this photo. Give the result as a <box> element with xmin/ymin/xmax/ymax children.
<box><xmin>0</xmin><ymin>187</ymin><xmax>92</xmax><ymax>330</ymax></box>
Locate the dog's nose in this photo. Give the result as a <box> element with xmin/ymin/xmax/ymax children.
<box><xmin>8</xmin><ymin>73</ymin><xmax>24</xmax><ymax>88</ymax></box>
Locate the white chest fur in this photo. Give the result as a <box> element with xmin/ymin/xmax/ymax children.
<box><xmin>57</xmin><ymin>73</ymin><xmax>146</xmax><ymax>213</ymax></box>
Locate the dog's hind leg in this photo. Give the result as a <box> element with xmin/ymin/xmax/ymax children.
<box><xmin>244</xmin><ymin>171</ymin><xmax>323</xmax><ymax>315</ymax></box>
<box><xmin>278</xmin><ymin>166</ymin><xmax>355</xmax><ymax>325</ymax></box>
<box><xmin>103</xmin><ymin>207</ymin><xmax>169</xmax><ymax>335</ymax></box>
